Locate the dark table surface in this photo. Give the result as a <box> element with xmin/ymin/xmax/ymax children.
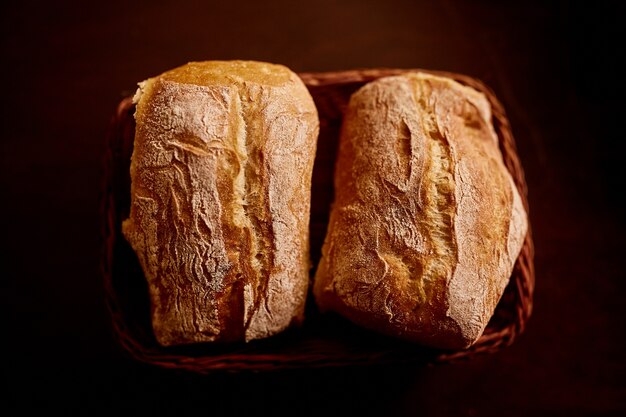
<box><xmin>2</xmin><ymin>0</ymin><xmax>625</xmax><ymax>415</ymax></box>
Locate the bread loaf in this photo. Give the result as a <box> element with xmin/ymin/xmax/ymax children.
<box><xmin>313</xmin><ymin>73</ymin><xmax>527</xmax><ymax>349</ymax></box>
<box><xmin>122</xmin><ymin>61</ymin><xmax>319</xmax><ymax>346</ymax></box>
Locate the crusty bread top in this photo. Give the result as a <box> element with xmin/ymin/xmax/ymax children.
<box><xmin>314</xmin><ymin>72</ymin><xmax>528</xmax><ymax>349</ymax></box>
<box><xmin>155</xmin><ymin>60</ymin><xmax>293</xmax><ymax>86</ymax></box>
<box><xmin>123</xmin><ymin>61</ymin><xmax>318</xmax><ymax>346</ymax></box>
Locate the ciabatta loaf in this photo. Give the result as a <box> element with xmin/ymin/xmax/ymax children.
<box><xmin>122</xmin><ymin>61</ymin><xmax>319</xmax><ymax>346</ymax></box>
<box><xmin>313</xmin><ymin>73</ymin><xmax>527</xmax><ymax>349</ymax></box>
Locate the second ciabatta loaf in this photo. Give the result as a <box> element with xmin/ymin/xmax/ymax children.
<box><xmin>313</xmin><ymin>73</ymin><xmax>528</xmax><ymax>349</ymax></box>
<box><xmin>122</xmin><ymin>61</ymin><xmax>319</xmax><ymax>346</ymax></box>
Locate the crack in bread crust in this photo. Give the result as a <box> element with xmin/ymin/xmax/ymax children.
<box><xmin>412</xmin><ymin>79</ymin><xmax>458</xmax><ymax>309</ymax></box>
<box><xmin>237</xmin><ymin>86</ymin><xmax>275</xmax><ymax>339</ymax></box>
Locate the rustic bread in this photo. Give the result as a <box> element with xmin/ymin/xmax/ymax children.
<box><xmin>122</xmin><ymin>61</ymin><xmax>319</xmax><ymax>346</ymax></box>
<box><xmin>313</xmin><ymin>73</ymin><xmax>527</xmax><ymax>349</ymax></box>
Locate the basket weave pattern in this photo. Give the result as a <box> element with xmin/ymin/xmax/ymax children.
<box><xmin>101</xmin><ymin>69</ymin><xmax>535</xmax><ymax>372</ymax></box>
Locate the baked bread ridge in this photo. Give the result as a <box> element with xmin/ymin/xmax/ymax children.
<box><xmin>122</xmin><ymin>61</ymin><xmax>319</xmax><ymax>346</ymax></box>
<box><xmin>313</xmin><ymin>72</ymin><xmax>528</xmax><ymax>349</ymax></box>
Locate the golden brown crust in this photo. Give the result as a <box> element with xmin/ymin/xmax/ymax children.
<box><xmin>122</xmin><ymin>61</ymin><xmax>319</xmax><ymax>346</ymax></box>
<box><xmin>313</xmin><ymin>73</ymin><xmax>527</xmax><ymax>349</ymax></box>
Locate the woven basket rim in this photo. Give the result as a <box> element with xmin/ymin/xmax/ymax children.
<box><xmin>101</xmin><ymin>68</ymin><xmax>535</xmax><ymax>373</ymax></box>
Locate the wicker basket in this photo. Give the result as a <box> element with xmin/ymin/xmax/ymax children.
<box><xmin>101</xmin><ymin>68</ymin><xmax>535</xmax><ymax>372</ymax></box>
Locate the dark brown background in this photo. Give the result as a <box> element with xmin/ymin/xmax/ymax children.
<box><xmin>2</xmin><ymin>0</ymin><xmax>625</xmax><ymax>415</ymax></box>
